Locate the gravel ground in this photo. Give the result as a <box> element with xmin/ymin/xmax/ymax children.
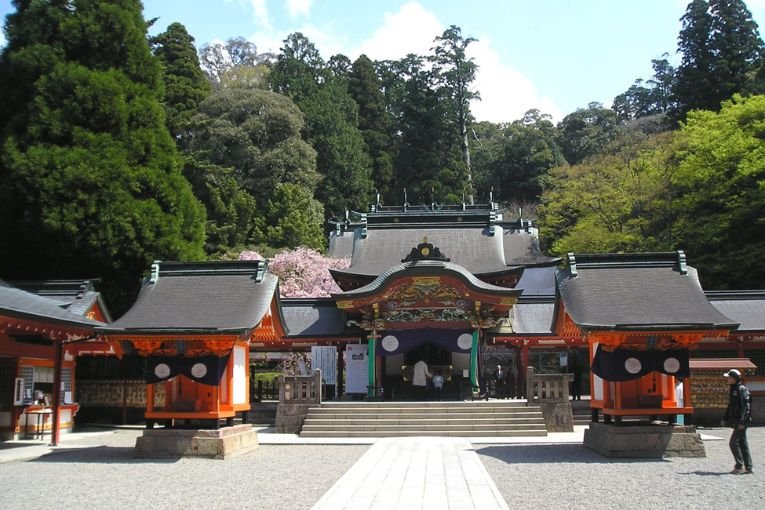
<box><xmin>0</xmin><ymin>429</ymin><xmax>368</xmax><ymax>510</ymax></box>
<box><xmin>477</xmin><ymin>426</ymin><xmax>765</xmax><ymax>510</ymax></box>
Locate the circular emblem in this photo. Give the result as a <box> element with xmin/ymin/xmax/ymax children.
<box><xmin>457</xmin><ymin>333</ymin><xmax>473</xmax><ymax>350</ymax></box>
<box><xmin>420</xmin><ymin>247</ymin><xmax>430</xmax><ymax>256</ymax></box>
<box><xmin>624</xmin><ymin>357</ymin><xmax>642</xmax><ymax>374</ymax></box>
<box><xmin>191</xmin><ymin>362</ymin><xmax>208</xmax><ymax>378</ymax></box>
<box><xmin>381</xmin><ymin>335</ymin><xmax>399</xmax><ymax>352</ymax></box>
<box><xmin>154</xmin><ymin>363</ymin><xmax>171</xmax><ymax>379</ymax></box>
<box><xmin>663</xmin><ymin>357</ymin><xmax>681</xmax><ymax>374</ymax></box>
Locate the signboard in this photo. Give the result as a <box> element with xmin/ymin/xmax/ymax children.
<box><xmin>345</xmin><ymin>344</ymin><xmax>368</xmax><ymax>394</ymax></box>
<box><xmin>311</xmin><ymin>346</ymin><xmax>337</xmax><ymax>385</ymax></box>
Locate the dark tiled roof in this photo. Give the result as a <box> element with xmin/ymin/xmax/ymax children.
<box><xmin>511</xmin><ymin>297</ymin><xmax>556</xmax><ymax>334</ymax></box>
<box><xmin>10</xmin><ymin>279</ymin><xmax>111</xmax><ymax>321</ymax></box>
<box><xmin>332</xmin><ymin>227</ymin><xmax>512</xmax><ymax>276</ymax></box>
<box><xmin>501</xmin><ymin>229</ymin><xmax>560</xmax><ymax>267</ymax></box>
<box><xmin>281</xmin><ymin>298</ymin><xmax>349</xmax><ymax>337</ymax></box>
<box><xmin>102</xmin><ymin>261</ymin><xmax>277</xmax><ymax>334</ymax></box>
<box><xmin>334</xmin><ymin>260</ymin><xmax>522</xmax><ymax>299</ymax></box>
<box><xmin>0</xmin><ymin>285</ymin><xmax>104</xmax><ymax>328</ymax></box>
<box><xmin>517</xmin><ymin>266</ymin><xmax>558</xmax><ymax>295</ymax></box>
<box><xmin>557</xmin><ymin>252</ymin><xmax>738</xmax><ymax>331</ymax></box>
<box><xmin>707</xmin><ymin>291</ymin><xmax>765</xmax><ymax>332</ymax></box>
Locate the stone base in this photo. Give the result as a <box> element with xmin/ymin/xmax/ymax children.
<box><xmin>134</xmin><ymin>424</ymin><xmax>258</xmax><ymax>460</ymax></box>
<box><xmin>275</xmin><ymin>403</ymin><xmax>318</xmax><ymax>433</ymax></box>
<box><xmin>584</xmin><ymin>422</ymin><xmax>705</xmax><ymax>458</ymax></box>
<box><xmin>540</xmin><ymin>402</ymin><xmax>574</xmax><ymax>432</ymax></box>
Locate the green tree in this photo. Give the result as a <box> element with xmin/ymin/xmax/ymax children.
<box><xmin>199</xmin><ymin>36</ymin><xmax>271</xmax><ymax>89</ymax></box>
<box><xmin>667</xmin><ymin>94</ymin><xmax>765</xmax><ymax>288</ymax></box>
<box><xmin>557</xmin><ymin>102</ymin><xmax>623</xmax><ymax>165</ymax></box>
<box><xmin>613</xmin><ymin>55</ymin><xmax>677</xmax><ymax>120</ymax></box>
<box><xmin>349</xmin><ymin>54</ymin><xmax>394</xmax><ymax>200</ymax></box>
<box><xmin>184</xmin><ymin>87</ymin><xmax>320</xmax><ymax>254</ymax></box>
<box><xmin>0</xmin><ymin>0</ymin><xmax>205</xmax><ymax>312</ymax></box>
<box><xmin>431</xmin><ymin>25</ymin><xmax>479</xmax><ymax>204</ymax></box>
<box><xmin>265</xmin><ymin>183</ymin><xmax>325</xmax><ymax>250</ymax></box>
<box><xmin>150</xmin><ymin>22</ymin><xmax>211</xmax><ymax>143</ymax></box>
<box><xmin>270</xmin><ymin>33</ymin><xmax>372</xmax><ymax>215</ymax></box>
<box><xmin>674</xmin><ymin>0</ymin><xmax>763</xmax><ymax>117</ymax></box>
<box><xmin>538</xmin><ymin>131</ymin><xmax>674</xmax><ymax>255</ymax></box>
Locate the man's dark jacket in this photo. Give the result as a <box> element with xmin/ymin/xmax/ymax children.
<box><xmin>724</xmin><ymin>382</ymin><xmax>752</xmax><ymax>427</ymax></box>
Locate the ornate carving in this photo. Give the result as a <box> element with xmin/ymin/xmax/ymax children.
<box><xmin>401</xmin><ymin>237</ymin><xmax>450</xmax><ymax>263</ymax></box>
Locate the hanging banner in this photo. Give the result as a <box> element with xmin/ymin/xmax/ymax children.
<box><xmin>591</xmin><ymin>346</ymin><xmax>689</xmax><ymax>382</ymax></box>
<box><xmin>375</xmin><ymin>329</ymin><xmax>472</xmax><ymax>356</ymax></box>
<box><xmin>146</xmin><ymin>354</ymin><xmax>230</xmax><ymax>386</ymax></box>
<box><xmin>469</xmin><ymin>330</ymin><xmax>479</xmax><ymax>391</ymax></box>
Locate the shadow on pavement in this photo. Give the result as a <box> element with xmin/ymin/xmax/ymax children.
<box><xmin>476</xmin><ymin>444</ymin><xmax>669</xmax><ymax>464</ymax></box>
<box><xmin>678</xmin><ymin>470</ymin><xmax>730</xmax><ymax>476</ymax></box>
<box><xmin>29</xmin><ymin>446</ymin><xmax>179</xmax><ymax>464</ymax></box>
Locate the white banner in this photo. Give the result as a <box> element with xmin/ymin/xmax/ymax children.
<box><xmin>345</xmin><ymin>344</ymin><xmax>368</xmax><ymax>394</ymax></box>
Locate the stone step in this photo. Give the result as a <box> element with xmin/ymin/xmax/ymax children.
<box><xmin>307</xmin><ymin>411</ymin><xmax>543</xmax><ymax>419</ymax></box>
<box><xmin>302</xmin><ymin>423</ymin><xmax>547</xmax><ymax>432</ymax></box>
<box><xmin>318</xmin><ymin>401</ymin><xmax>531</xmax><ymax>409</ymax></box>
<box><xmin>300</xmin><ymin>429</ymin><xmax>549</xmax><ymax>438</ymax></box>
<box><xmin>310</xmin><ymin>407</ymin><xmax>541</xmax><ymax>415</ymax></box>
<box><xmin>303</xmin><ymin>417</ymin><xmax>545</xmax><ymax>426</ymax></box>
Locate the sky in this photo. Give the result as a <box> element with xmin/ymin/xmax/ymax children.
<box><xmin>3</xmin><ymin>0</ymin><xmax>765</xmax><ymax>122</ymax></box>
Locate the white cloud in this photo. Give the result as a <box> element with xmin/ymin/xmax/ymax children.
<box><xmin>251</xmin><ymin>24</ymin><xmax>345</xmax><ymax>56</ymax></box>
<box><xmin>353</xmin><ymin>2</ymin><xmax>442</xmax><ymax>60</ymax></box>
<box><xmin>286</xmin><ymin>0</ymin><xmax>312</xmax><ymax>18</ymax></box>
<box><xmin>468</xmin><ymin>39</ymin><xmax>563</xmax><ymax>123</ymax></box>
<box><xmin>250</xmin><ymin>0</ymin><xmax>272</xmax><ymax>30</ymax></box>
<box><xmin>352</xmin><ymin>1</ymin><xmax>561</xmax><ymax>122</ymax></box>
<box><xmin>225</xmin><ymin>0</ymin><xmax>272</xmax><ymax>30</ymax></box>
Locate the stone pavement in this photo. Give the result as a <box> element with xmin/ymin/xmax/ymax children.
<box><xmin>310</xmin><ymin>437</ymin><xmax>509</xmax><ymax>510</ymax></box>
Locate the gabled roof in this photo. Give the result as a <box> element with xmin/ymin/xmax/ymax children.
<box><xmin>328</xmin><ymin>204</ymin><xmax>558</xmax><ymax>279</ymax></box>
<box><xmin>0</xmin><ymin>284</ymin><xmax>104</xmax><ymax>329</ymax></box>
<box><xmin>10</xmin><ymin>279</ymin><xmax>112</xmax><ymax>322</ymax></box>
<box><xmin>557</xmin><ymin>252</ymin><xmax>738</xmax><ymax>332</ymax></box>
<box><xmin>281</xmin><ymin>298</ymin><xmax>358</xmax><ymax>337</ymax></box>
<box><xmin>100</xmin><ymin>261</ymin><xmax>277</xmax><ymax>335</ymax></box>
<box><xmin>706</xmin><ymin>290</ymin><xmax>765</xmax><ymax>332</ymax></box>
<box><xmin>334</xmin><ymin>259</ymin><xmax>522</xmax><ymax>300</ymax></box>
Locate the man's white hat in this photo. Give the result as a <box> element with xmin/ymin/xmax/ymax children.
<box><xmin>723</xmin><ymin>368</ymin><xmax>742</xmax><ymax>378</ymax></box>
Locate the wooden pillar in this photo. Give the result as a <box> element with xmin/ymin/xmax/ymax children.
<box><xmin>520</xmin><ymin>340</ymin><xmax>530</xmax><ymax>396</ymax></box>
<box><xmin>367</xmin><ymin>333</ymin><xmax>376</xmax><ymax>399</ymax></box>
<box><xmin>50</xmin><ymin>340</ymin><xmax>63</xmax><ymax>446</ymax></box>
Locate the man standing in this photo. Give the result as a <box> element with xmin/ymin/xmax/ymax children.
<box><xmin>492</xmin><ymin>364</ymin><xmax>505</xmax><ymax>398</ymax></box>
<box><xmin>412</xmin><ymin>359</ymin><xmax>432</xmax><ymax>400</ymax></box>
<box><xmin>722</xmin><ymin>369</ymin><xmax>753</xmax><ymax>474</ymax></box>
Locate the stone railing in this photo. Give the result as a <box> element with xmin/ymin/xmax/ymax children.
<box><xmin>526</xmin><ymin>367</ymin><xmax>574</xmax><ymax>432</ymax></box>
<box><xmin>526</xmin><ymin>367</ymin><xmax>572</xmax><ymax>403</ymax></box>
<box><xmin>278</xmin><ymin>370</ymin><xmax>322</xmax><ymax>405</ymax></box>
<box><xmin>275</xmin><ymin>370</ymin><xmax>321</xmax><ymax>433</ymax></box>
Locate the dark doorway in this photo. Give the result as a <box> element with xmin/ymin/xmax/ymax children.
<box><xmin>404</xmin><ymin>343</ymin><xmax>451</xmax><ymax>366</ymax></box>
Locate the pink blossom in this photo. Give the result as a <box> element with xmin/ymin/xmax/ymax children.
<box><xmin>239</xmin><ymin>247</ymin><xmax>350</xmax><ymax>297</ymax></box>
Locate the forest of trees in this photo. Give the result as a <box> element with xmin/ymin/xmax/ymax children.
<box><xmin>1</xmin><ymin>0</ymin><xmax>765</xmax><ymax>311</ymax></box>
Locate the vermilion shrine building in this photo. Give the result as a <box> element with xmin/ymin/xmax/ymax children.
<box><xmin>2</xmin><ymin>202</ymin><xmax>765</xmax><ymax>437</ymax></box>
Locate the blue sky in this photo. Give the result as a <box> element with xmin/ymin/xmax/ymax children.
<box><xmin>3</xmin><ymin>0</ymin><xmax>765</xmax><ymax>121</ymax></box>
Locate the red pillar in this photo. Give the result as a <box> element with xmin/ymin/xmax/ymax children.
<box><xmin>50</xmin><ymin>340</ymin><xmax>63</xmax><ymax>446</ymax></box>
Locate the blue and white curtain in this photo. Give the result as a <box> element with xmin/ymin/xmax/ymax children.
<box><xmin>591</xmin><ymin>345</ymin><xmax>689</xmax><ymax>382</ymax></box>
<box><xmin>146</xmin><ymin>353</ymin><xmax>230</xmax><ymax>386</ymax></box>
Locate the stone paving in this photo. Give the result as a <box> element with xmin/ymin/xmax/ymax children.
<box><xmin>0</xmin><ymin>426</ymin><xmax>764</xmax><ymax>509</ymax></box>
<box><xmin>311</xmin><ymin>437</ymin><xmax>507</xmax><ymax>510</ymax></box>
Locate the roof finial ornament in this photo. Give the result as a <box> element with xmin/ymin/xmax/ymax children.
<box><xmin>489</xmin><ymin>186</ymin><xmax>494</xmax><ymax>205</ymax></box>
<box><xmin>402</xmin><ymin>238</ymin><xmax>450</xmax><ymax>263</ymax></box>
<box><xmin>403</xmin><ymin>188</ymin><xmax>408</xmax><ymax>211</ymax></box>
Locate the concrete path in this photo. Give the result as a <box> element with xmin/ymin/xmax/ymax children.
<box><xmin>310</xmin><ymin>437</ymin><xmax>509</xmax><ymax>510</ymax></box>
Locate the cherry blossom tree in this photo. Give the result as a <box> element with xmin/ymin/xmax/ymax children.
<box><xmin>239</xmin><ymin>247</ymin><xmax>350</xmax><ymax>297</ymax></box>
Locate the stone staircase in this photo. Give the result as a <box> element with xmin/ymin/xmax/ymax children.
<box><xmin>300</xmin><ymin>401</ymin><xmax>548</xmax><ymax>438</ymax></box>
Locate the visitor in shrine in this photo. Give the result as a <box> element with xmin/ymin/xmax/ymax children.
<box><xmin>432</xmin><ymin>371</ymin><xmax>444</xmax><ymax>400</ymax></box>
<box><xmin>722</xmin><ymin>369</ymin><xmax>753</xmax><ymax>474</ymax></box>
<box><xmin>412</xmin><ymin>359</ymin><xmax>432</xmax><ymax>400</ymax></box>
<box><xmin>569</xmin><ymin>353</ymin><xmax>582</xmax><ymax>401</ymax></box>
<box><xmin>493</xmin><ymin>364</ymin><xmax>505</xmax><ymax>398</ymax></box>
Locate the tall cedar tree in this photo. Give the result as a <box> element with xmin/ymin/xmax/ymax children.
<box><xmin>348</xmin><ymin>55</ymin><xmax>394</xmax><ymax>201</ymax></box>
<box><xmin>431</xmin><ymin>26</ymin><xmax>479</xmax><ymax>204</ymax></box>
<box><xmin>674</xmin><ymin>0</ymin><xmax>764</xmax><ymax>117</ymax></box>
<box><xmin>150</xmin><ymin>22</ymin><xmax>211</xmax><ymax>144</ymax></box>
<box><xmin>0</xmin><ymin>0</ymin><xmax>206</xmax><ymax>313</ymax></box>
<box><xmin>270</xmin><ymin>33</ymin><xmax>372</xmax><ymax>216</ymax></box>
